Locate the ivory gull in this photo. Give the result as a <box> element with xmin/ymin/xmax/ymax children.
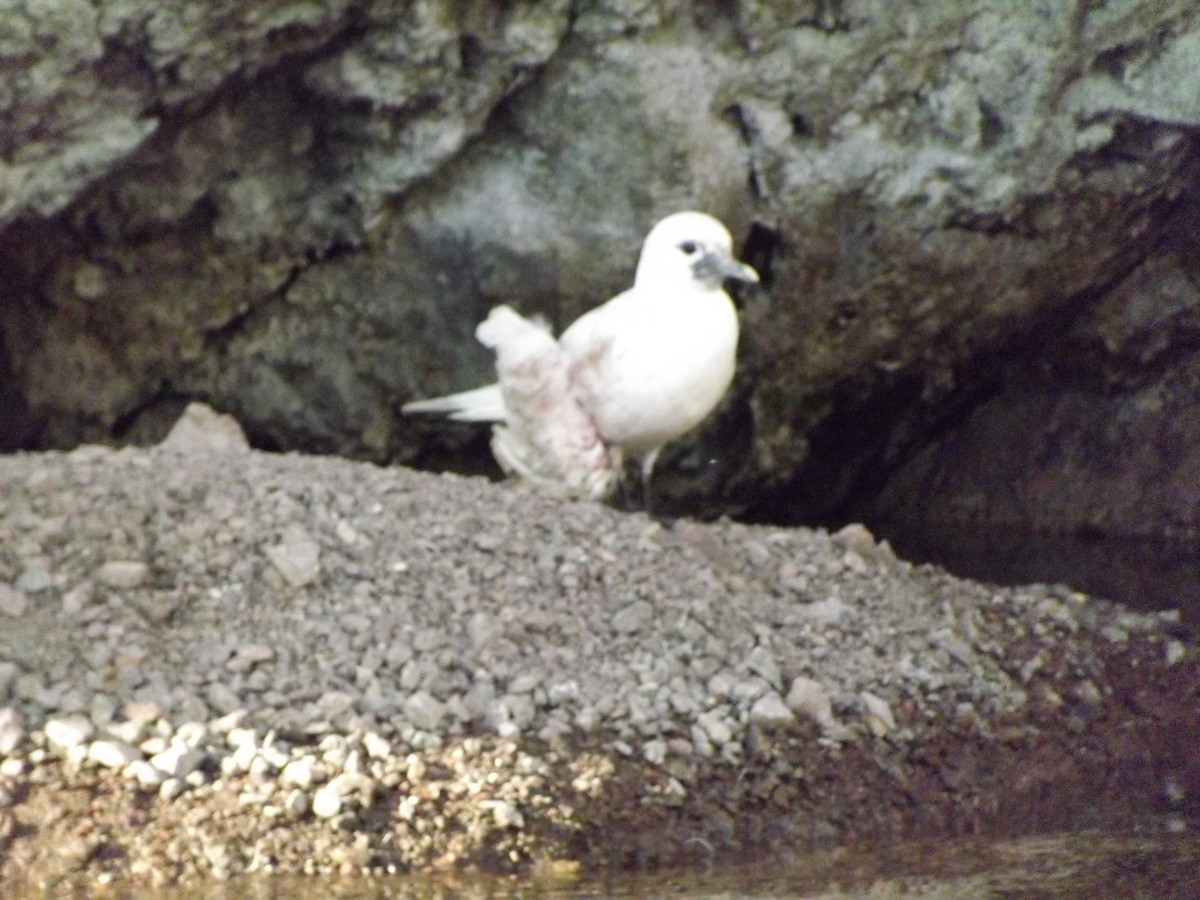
<box><xmin>404</xmin><ymin>211</ymin><xmax>758</xmax><ymax>500</ymax></box>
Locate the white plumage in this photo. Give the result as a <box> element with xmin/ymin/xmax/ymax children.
<box><xmin>403</xmin><ymin>211</ymin><xmax>758</xmax><ymax>499</ymax></box>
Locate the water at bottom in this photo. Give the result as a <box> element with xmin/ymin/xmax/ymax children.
<box><xmin>126</xmin><ymin>824</ymin><xmax>1198</xmax><ymax>899</ymax></box>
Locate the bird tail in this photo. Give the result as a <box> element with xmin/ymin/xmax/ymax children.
<box><xmin>401</xmin><ymin>383</ymin><xmax>506</xmax><ymax>422</ymax></box>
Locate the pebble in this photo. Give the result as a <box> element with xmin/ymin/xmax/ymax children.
<box><xmin>174</xmin><ymin>722</ymin><xmax>208</xmax><ymax>749</ymax></box>
<box><xmin>280</xmin><ymin>758</ymin><xmax>324</xmax><ymax>789</ymax></box>
<box><xmin>860</xmin><ymin>691</ymin><xmax>897</xmax><ymax>737</ymax></box>
<box><xmin>127</xmin><ymin>759</ymin><xmax>166</xmax><ymax>788</ymax></box>
<box><xmin>0</xmin><ymin>707</ymin><xmax>25</xmax><ymax>755</ymax></box>
<box><xmin>227</xmin><ymin>644</ymin><xmax>275</xmax><ymax>673</ymax></box>
<box><xmin>150</xmin><ymin>745</ymin><xmax>208</xmax><ymax>778</ymax></box>
<box><xmin>697</xmin><ymin>711</ymin><xmax>734</xmax><ymax>746</ymax></box>
<box><xmin>205</xmin><ymin>682</ymin><xmax>243</xmax><ymax>716</ymax></box>
<box><xmin>749</xmin><ymin>691</ymin><xmax>796</xmax><ymax>728</ymax></box>
<box><xmin>745</xmin><ymin>646</ymin><xmax>782</xmax><ymax>688</ymax></box>
<box><xmin>0</xmin><ymin>662</ymin><xmax>16</xmax><ymax>698</ymax></box>
<box><xmin>15</xmin><ymin>566</ymin><xmax>52</xmax><ymax>594</ymax></box>
<box><xmin>265</xmin><ymin>529</ymin><xmax>321</xmax><ymax>588</ymax></box>
<box><xmin>106</xmin><ymin>720</ymin><xmax>145</xmax><ymax>745</ymax></box>
<box><xmin>284</xmin><ymin>788</ymin><xmax>310</xmax><ymax>818</ymax></box>
<box><xmin>160</xmin><ymin>778</ymin><xmax>187</xmax><ymax>799</ymax></box>
<box><xmin>45</xmin><ymin>715</ymin><xmax>96</xmax><ymax>751</ymax></box>
<box><xmin>312</xmin><ymin>772</ymin><xmax>374</xmax><ymax>819</ymax></box>
<box><xmin>88</xmin><ymin>740</ymin><xmax>143</xmax><ymax>769</ymax></box>
<box><xmin>362</xmin><ymin>731</ymin><xmax>391</xmax><ymax>760</ymax></box>
<box><xmin>786</xmin><ymin>677</ymin><xmax>841</xmax><ymax>734</ymax></box>
<box><xmin>0</xmin><ymin>584</ymin><xmax>29</xmax><ymax>617</ymax></box>
<box><xmin>123</xmin><ymin>701</ymin><xmax>163</xmax><ymax>725</ymax></box>
<box><xmin>404</xmin><ymin>691</ymin><xmax>445</xmax><ymax>731</ymax></box>
<box><xmin>60</xmin><ymin>582</ymin><xmax>93</xmax><ymax>615</ymax></box>
<box><xmin>642</xmin><ymin>739</ymin><xmax>667</xmax><ymax>765</ymax></box>
<box><xmin>311</xmin><ymin>786</ymin><xmax>342</xmax><ymax>819</ymax></box>
<box><xmin>612</xmin><ymin>600</ymin><xmax>653</xmax><ymax>634</ymax></box>
<box><xmin>1165</xmin><ymin>641</ymin><xmax>1185</xmax><ymax>666</ymax></box>
<box><xmin>98</xmin><ymin>561</ymin><xmax>150</xmax><ymax>589</ymax></box>
<box><xmin>482</xmin><ymin>799</ymin><xmax>525</xmax><ymax>829</ymax></box>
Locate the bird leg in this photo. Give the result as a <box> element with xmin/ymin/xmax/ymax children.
<box><xmin>639</xmin><ymin>448</ymin><xmax>661</xmax><ymax>517</ymax></box>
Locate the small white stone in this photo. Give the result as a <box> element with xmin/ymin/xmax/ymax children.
<box><xmin>105</xmin><ymin>720</ymin><xmax>146</xmax><ymax>745</ymax></box>
<box><xmin>173</xmin><ymin>721</ymin><xmax>208</xmax><ymax>748</ymax></box>
<box><xmin>749</xmin><ymin>691</ymin><xmax>796</xmax><ymax>728</ymax></box>
<box><xmin>0</xmin><ymin>707</ymin><xmax>25</xmax><ymax>755</ymax></box>
<box><xmin>160</xmin><ymin>778</ymin><xmax>187</xmax><ymax>799</ymax></box>
<box><xmin>697</xmin><ymin>711</ymin><xmax>733</xmax><ymax>746</ymax></box>
<box><xmin>786</xmin><ymin>677</ymin><xmax>835</xmax><ymax>726</ymax></box>
<box><xmin>14</xmin><ymin>566</ymin><xmax>51</xmax><ymax>594</ymax></box>
<box><xmin>745</xmin><ymin>646</ymin><xmax>782</xmax><ymax>688</ymax></box>
<box><xmin>1166</xmin><ymin>641</ymin><xmax>1186</xmax><ymax>666</ymax></box>
<box><xmin>259</xmin><ymin>745</ymin><xmax>291</xmax><ymax>771</ymax></box>
<box><xmin>280</xmin><ymin>758</ymin><xmax>324</xmax><ymax>790</ymax></box>
<box><xmin>45</xmin><ymin>714</ymin><xmax>95</xmax><ymax>751</ymax></box>
<box><xmin>127</xmin><ymin>759</ymin><xmax>166</xmax><ymax>788</ymax></box>
<box><xmin>88</xmin><ymin>739</ymin><xmax>142</xmax><ymax>769</ymax></box>
<box><xmin>311</xmin><ymin>785</ymin><xmax>343</xmax><ymax>819</ymax></box>
<box><xmin>481</xmin><ymin>799</ymin><xmax>525</xmax><ymax>829</ymax></box>
<box><xmin>860</xmin><ymin>691</ymin><xmax>897</xmax><ymax>737</ymax></box>
<box><xmin>0</xmin><ymin>584</ymin><xmax>29</xmax><ymax>617</ymax></box>
<box><xmin>150</xmin><ymin>745</ymin><xmax>207</xmax><ymax>778</ymax></box>
<box><xmin>508</xmin><ymin>673</ymin><xmax>541</xmax><ymax>694</ymax></box>
<box><xmin>139</xmin><ymin>736</ymin><xmax>169</xmax><ymax>757</ymax></box>
<box><xmin>335</xmin><ymin>520</ymin><xmax>359</xmax><ymax>545</ymax></box>
<box><xmin>642</xmin><ymin>739</ymin><xmax>667</xmax><ymax>766</ymax></box>
<box><xmin>362</xmin><ymin>731</ymin><xmax>391</xmax><ymax>761</ymax></box>
<box><xmin>327</xmin><ymin>771</ymin><xmax>374</xmax><ymax>806</ymax></box>
<box><xmin>226</xmin><ymin>726</ymin><xmax>259</xmax><ymax>750</ymax></box>
<box><xmin>123</xmin><ymin>701</ymin><xmax>163</xmax><ymax>725</ymax></box>
<box><xmin>61</xmin><ymin>582</ymin><xmax>94</xmax><ymax>615</ymax></box>
<box><xmin>0</xmin><ymin>757</ymin><xmax>26</xmax><ymax>777</ymax></box>
<box><xmin>97</xmin><ymin>561</ymin><xmax>150</xmax><ymax>589</ymax></box>
<box><xmin>264</xmin><ymin>530</ymin><xmax>321</xmax><ymax>588</ymax></box>
<box><xmin>209</xmin><ymin>709</ymin><xmax>248</xmax><ymax>733</ymax></box>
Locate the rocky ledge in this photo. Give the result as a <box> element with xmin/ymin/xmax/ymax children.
<box><xmin>0</xmin><ymin>426</ymin><xmax>1197</xmax><ymax>889</ymax></box>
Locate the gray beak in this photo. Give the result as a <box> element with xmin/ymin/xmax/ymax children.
<box><xmin>696</xmin><ymin>250</ymin><xmax>760</xmax><ymax>286</ymax></box>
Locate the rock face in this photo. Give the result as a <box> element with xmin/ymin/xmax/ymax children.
<box><xmin>2</xmin><ymin>2</ymin><xmax>1200</xmax><ymax>578</ymax></box>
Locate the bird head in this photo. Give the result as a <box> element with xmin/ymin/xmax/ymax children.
<box><xmin>634</xmin><ymin>211</ymin><xmax>760</xmax><ymax>291</ymax></box>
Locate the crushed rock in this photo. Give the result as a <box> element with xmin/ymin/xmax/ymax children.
<box><xmin>0</xmin><ymin>439</ymin><xmax>1196</xmax><ymax>888</ymax></box>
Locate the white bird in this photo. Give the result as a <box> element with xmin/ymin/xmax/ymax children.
<box><xmin>403</xmin><ymin>211</ymin><xmax>759</xmax><ymax>501</ymax></box>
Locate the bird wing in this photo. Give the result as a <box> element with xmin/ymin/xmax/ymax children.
<box><xmin>475</xmin><ymin>305</ymin><xmax>618</xmax><ymax>497</ymax></box>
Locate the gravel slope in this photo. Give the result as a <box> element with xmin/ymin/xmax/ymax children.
<box><xmin>0</xmin><ymin>412</ymin><xmax>1196</xmax><ymax>888</ymax></box>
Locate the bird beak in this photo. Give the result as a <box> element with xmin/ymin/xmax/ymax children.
<box><xmin>698</xmin><ymin>251</ymin><xmax>760</xmax><ymax>285</ymax></box>
<box><xmin>716</xmin><ymin>253</ymin><xmax>759</xmax><ymax>284</ymax></box>
<box><xmin>728</xmin><ymin>259</ymin><xmax>760</xmax><ymax>283</ymax></box>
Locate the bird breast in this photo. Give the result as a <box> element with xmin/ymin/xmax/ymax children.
<box><xmin>564</xmin><ymin>288</ymin><xmax>739</xmax><ymax>457</ymax></box>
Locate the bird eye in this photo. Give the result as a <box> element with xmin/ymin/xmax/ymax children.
<box><xmin>679</xmin><ymin>241</ymin><xmax>698</xmax><ymax>255</ymax></box>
